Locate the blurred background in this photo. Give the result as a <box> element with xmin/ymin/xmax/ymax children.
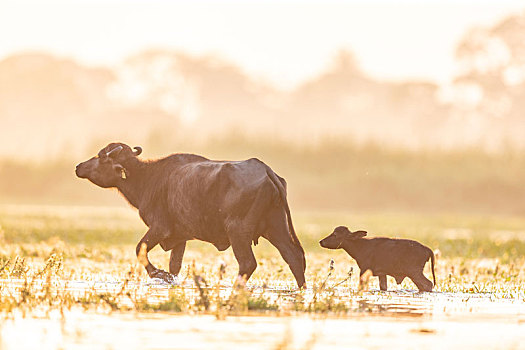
<box><xmin>1</xmin><ymin>0</ymin><xmax>525</xmax><ymax>215</ymax></box>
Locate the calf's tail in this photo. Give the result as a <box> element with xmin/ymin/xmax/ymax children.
<box><xmin>430</xmin><ymin>249</ymin><xmax>436</xmax><ymax>287</ymax></box>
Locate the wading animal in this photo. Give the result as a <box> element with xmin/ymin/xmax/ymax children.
<box><xmin>75</xmin><ymin>142</ymin><xmax>306</xmax><ymax>287</ymax></box>
<box><xmin>319</xmin><ymin>226</ymin><xmax>435</xmax><ymax>292</ymax></box>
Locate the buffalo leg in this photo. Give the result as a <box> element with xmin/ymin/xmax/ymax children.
<box><xmin>136</xmin><ymin>228</ymin><xmax>175</xmax><ymax>283</ymax></box>
<box><xmin>169</xmin><ymin>241</ymin><xmax>186</xmax><ymax>275</ymax></box>
<box><xmin>230</xmin><ymin>235</ymin><xmax>257</xmax><ymax>284</ymax></box>
<box><xmin>265</xmin><ymin>209</ymin><xmax>306</xmax><ymax>288</ymax></box>
<box><xmin>394</xmin><ymin>275</ymin><xmax>406</xmax><ymax>285</ymax></box>
<box><xmin>378</xmin><ymin>275</ymin><xmax>388</xmax><ymax>291</ymax></box>
<box><xmin>226</xmin><ymin>185</ymin><xmax>271</xmax><ymax>284</ymax></box>
<box><xmin>408</xmin><ymin>271</ymin><xmax>433</xmax><ymax>292</ymax></box>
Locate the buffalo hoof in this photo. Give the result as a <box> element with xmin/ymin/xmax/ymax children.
<box><xmin>150</xmin><ymin>269</ymin><xmax>177</xmax><ymax>284</ymax></box>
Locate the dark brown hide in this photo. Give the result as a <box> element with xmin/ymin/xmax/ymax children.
<box><xmin>76</xmin><ymin>142</ymin><xmax>306</xmax><ymax>287</ymax></box>
<box><xmin>319</xmin><ymin>226</ymin><xmax>435</xmax><ymax>292</ymax></box>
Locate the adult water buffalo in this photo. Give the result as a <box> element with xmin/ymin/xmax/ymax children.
<box><xmin>75</xmin><ymin>142</ymin><xmax>306</xmax><ymax>287</ymax></box>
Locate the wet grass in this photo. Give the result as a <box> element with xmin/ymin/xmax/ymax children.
<box><xmin>0</xmin><ymin>205</ymin><xmax>524</xmax><ymax>318</ymax></box>
<box><xmin>2</xmin><ymin>205</ymin><xmax>525</xmax><ymax>259</ymax></box>
<box><xmin>0</xmin><ymin>242</ymin><xmax>523</xmax><ymax>319</ymax></box>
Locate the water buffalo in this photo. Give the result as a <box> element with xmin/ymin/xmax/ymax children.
<box><xmin>319</xmin><ymin>226</ymin><xmax>435</xmax><ymax>292</ymax></box>
<box><xmin>75</xmin><ymin>142</ymin><xmax>306</xmax><ymax>287</ymax></box>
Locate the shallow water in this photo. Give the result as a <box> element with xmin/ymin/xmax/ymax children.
<box><xmin>1</xmin><ymin>309</ymin><xmax>524</xmax><ymax>350</ymax></box>
<box><xmin>1</xmin><ymin>278</ymin><xmax>524</xmax><ymax>349</ymax></box>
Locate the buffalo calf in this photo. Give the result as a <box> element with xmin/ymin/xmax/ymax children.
<box><xmin>319</xmin><ymin>226</ymin><xmax>436</xmax><ymax>292</ymax></box>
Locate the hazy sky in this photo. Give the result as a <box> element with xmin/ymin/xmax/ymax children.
<box><xmin>1</xmin><ymin>0</ymin><xmax>524</xmax><ymax>89</ymax></box>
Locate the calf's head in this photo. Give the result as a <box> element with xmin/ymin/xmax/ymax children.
<box><xmin>75</xmin><ymin>142</ymin><xmax>142</xmax><ymax>188</ymax></box>
<box><xmin>319</xmin><ymin>226</ymin><xmax>367</xmax><ymax>249</ymax></box>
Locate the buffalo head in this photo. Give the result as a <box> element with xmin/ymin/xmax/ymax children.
<box><xmin>319</xmin><ymin>226</ymin><xmax>367</xmax><ymax>249</ymax></box>
<box><xmin>75</xmin><ymin>142</ymin><xmax>142</xmax><ymax>188</ymax></box>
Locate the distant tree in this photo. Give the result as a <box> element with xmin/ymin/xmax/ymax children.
<box><xmin>109</xmin><ymin>50</ymin><xmax>279</xmax><ymax>136</ymax></box>
<box><xmin>454</xmin><ymin>12</ymin><xmax>525</xmax><ymax>145</ymax></box>
<box><xmin>288</xmin><ymin>49</ymin><xmax>449</xmax><ymax>148</ymax></box>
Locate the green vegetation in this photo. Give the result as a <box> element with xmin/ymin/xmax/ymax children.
<box><xmin>1</xmin><ymin>137</ymin><xmax>525</xmax><ymax>215</ymax></box>
<box><xmin>0</xmin><ymin>206</ymin><xmax>523</xmax><ymax>318</ymax></box>
<box><xmin>1</xmin><ymin>205</ymin><xmax>524</xmax><ymax>260</ymax></box>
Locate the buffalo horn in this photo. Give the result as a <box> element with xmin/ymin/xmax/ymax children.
<box><xmin>106</xmin><ymin>145</ymin><xmax>123</xmax><ymax>158</ymax></box>
<box><xmin>133</xmin><ymin>146</ymin><xmax>142</xmax><ymax>156</ymax></box>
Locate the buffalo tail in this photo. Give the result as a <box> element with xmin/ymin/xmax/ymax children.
<box><xmin>266</xmin><ymin>168</ymin><xmax>306</xmax><ymax>271</ymax></box>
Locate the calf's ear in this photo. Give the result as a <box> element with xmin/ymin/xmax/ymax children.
<box><xmin>352</xmin><ymin>230</ymin><xmax>367</xmax><ymax>238</ymax></box>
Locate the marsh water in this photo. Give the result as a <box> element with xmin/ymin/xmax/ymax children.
<box><xmin>1</xmin><ymin>279</ymin><xmax>524</xmax><ymax>349</ymax></box>
<box><xmin>1</xmin><ymin>205</ymin><xmax>524</xmax><ymax>349</ymax></box>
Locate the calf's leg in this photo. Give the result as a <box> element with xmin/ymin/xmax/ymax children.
<box><xmin>408</xmin><ymin>271</ymin><xmax>433</xmax><ymax>292</ymax></box>
<box><xmin>394</xmin><ymin>275</ymin><xmax>406</xmax><ymax>285</ymax></box>
<box><xmin>378</xmin><ymin>275</ymin><xmax>388</xmax><ymax>291</ymax></box>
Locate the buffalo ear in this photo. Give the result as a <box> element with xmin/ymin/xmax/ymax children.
<box><xmin>113</xmin><ymin>164</ymin><xmax>127</xmax><ymax>179</ymax></box>
<box><xmin>352</xmin><ymin>230</ymin><xmax>367</xmax><ymax>238</ymax></box>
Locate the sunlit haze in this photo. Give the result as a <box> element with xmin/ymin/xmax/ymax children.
<box><xmin>1</xmin><ymin>1</ymin><xmax>525</xmax><ymax>161</ymax></box>
<box><xmin>2</xmin><ymin>0</ymin><xmax>524</xmax><ymax>89</ymax></box>
<box><xmin>1</xmin><ymin>3</ymin><xmax>525</xmax><ymax>347</ymax></box>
